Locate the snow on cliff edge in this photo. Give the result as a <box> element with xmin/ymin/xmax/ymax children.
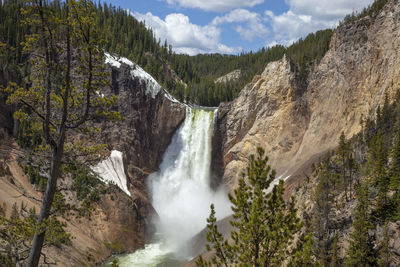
<box><xmin>105</xmin><ymin>52</ymin><xmax>164</xmax><ymax>99</ymax></box>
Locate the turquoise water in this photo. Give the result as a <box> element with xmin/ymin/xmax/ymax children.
<box><xmin>105</xmin><ymin>243</ymin><xmax>187</xmax><ymax>267</ymax></box>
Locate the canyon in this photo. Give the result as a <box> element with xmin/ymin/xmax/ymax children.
<box><xmin>0</xmin><ymin>0</ymin><xmax>400</xmax><ymax>265</ymax></box>
<box><xmin>213</xmin><ymin>0</ymin><xmax>400</xmax><ymax>190</ymax></box>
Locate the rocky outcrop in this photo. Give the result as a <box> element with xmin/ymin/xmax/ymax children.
<box><xmin>97</xmin><ymin>58</ymin><xmax>185</xmax><ymax>184</ymax></box>
<box><xmin>0</xmin><ymin>53</ymin><xmax>186</xmax><ymax>265</ymax></box>
<box><xmin>213</xmin><ymin>55</ymin><xmax>309</xmax><ymax>189</ymax></box>
<box><xmin>82</xmin><ymin>56</ymin><xmax>185</xmax><ymax>261</ymax></box>
<box><xmin>214</xmin><ymin>0</ymin><xmax>400</xmax><ymax>190</ymax></box>
<box><xmin>0</xmin><ymin>141</ymin><xmax>154</xmax><ymax>266</ymax></box>
<box><xmin>215</xmin><ymin>69</ymin><xmax>242</xmax><ymax>84</ymax></box>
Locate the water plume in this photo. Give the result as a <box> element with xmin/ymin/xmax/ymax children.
<box><xmin>150</xmin><ymin>107</ymin><xmax>231</xmax><ymax>256</ymax></box>
<box><xmin>115</xmin><ymin>107</ymin><xmax>231</xmax><ymax>266</ymax></box>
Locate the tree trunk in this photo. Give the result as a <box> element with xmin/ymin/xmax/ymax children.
<box><xmin>27</xmin><ymin>145</ymin><xmax>63</xmax><ymax>267</ymax></box>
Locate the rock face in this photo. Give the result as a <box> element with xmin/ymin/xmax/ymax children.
<box><xmin>85</xmin><ymin>57</ymin><xmax>186</xmax><ymax>260</ymax></box>
<box><xmin>213</xmin><ymin>0</ymin><xmax>400</xmax><ymax>190</ymax></box>
<box><xmin>98</xmin><ymin>58</ymin><xmax>185</xmax><ymax>183</ymax></box>
<box><xmin>215</xmin><ymin>69</ymin><xmax>242</xmax><ymax>84</ymax></box>
<box><xmin>0</xmin><ymin>141</ymin><xmax>156</xmax><ymax>266</ymax></box>
<box><xmin>0</xmin><ymin>54</ymin><xmax>186</xmax><ymax>265</ymax></box>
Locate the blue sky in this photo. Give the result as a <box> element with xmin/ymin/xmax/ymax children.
<box><xmin>104</xmin><ymin>0</ymin><xmax>374</xmax><ymax>55</ymax></box>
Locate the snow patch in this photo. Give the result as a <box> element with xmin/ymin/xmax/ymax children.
<box><xmin>92</xmin><ymin>150</ymin><xmax>131</xmax><ymax>196</ymax></box>
<box><xmin>104</xmin><ymin>52</ymin><xmax>161</xmax><ymax>98</ymax></box>
<box><xmin>104</xmin><ymin>53</ymin><xmax>121</xmax><ymax>68</ymax></box>
<box><xmin>163</xmin><ymin>89</ymin><xmax>180</xmax><ymax>104</ymax></box>
<box><xmin>130</xmin><ymin>65</ymin><xmax>162</xmax><ymax>98</ymax></box>
<box><xmin>119</xmin><ymin>57</ymin><xmax>134</xmax><ymax>68</ymax></box>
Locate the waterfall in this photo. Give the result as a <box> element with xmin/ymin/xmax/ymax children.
<box><xmin>114</xmin><ymin>107</ymin><xmax>231</xmax><ymax>266</ymax></box>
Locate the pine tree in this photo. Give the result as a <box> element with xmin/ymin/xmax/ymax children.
<box><xmin>378</xmin><ymin>223</ymin><xmax>391</xmax><ymax>267</ymax></box>
<box><xmin>338</xmin><ymin>131</ymin><xmax>349</xmax><ymax>201</ymax></box>
<box><xmin>289</xmin><ymin>233</ymin><xmax>319</xmax><ymax>267</ymax></box>
<box><xmin>390</xmin><ymin>130</ymin><xmax>400</xmax><ymax>186</ymax></box>
<box><xmin>345</xmin><ymin>183</ymin><xmax>376</xmax><ymax>266</ymax></box>
<box><xmin>390</xmin><ymin>129</ymin><xmax>400</xmax><ymax>217</ymax></box>
<box><xmin>381</xmin><ymin>93</ymin><xmax>391</xmax><ymax>136</ymax></box>
<box><xmin>0</xmin><ymin>201</ymin><xmax>70</xmax><ymax>265</ymax></box>
<box><xmin>4</xmin><ymin>1</ymin><xmax>120</xmax><ymax>266</ymax></box>
<box><xmin>196</xmin><ymin>204</ymin><xmax>230</xmax><ymax>267</ymax></box>
<box><xmin>313</xmin><ymin>159</ymin><xmax>336</xmax><ymax>265</ymax></box>
<box><xmin>196</xmin><ymin>147</ymin><xmax>302</xmax><ymax>266</ymax></box>
<box><xmin>330</xmin><ymin>232</ymin><xmax>339</xmax><ymax>267</ymax></box>
<box><xmin>347</xmin><ymin>153</ymin><xmax>357</xmax><ymax>200</ymax></box>
<box><xmin>368</xmin><ymin>131</ymin><xmax>390</xmax><ymax>220</ymax></box>
<box><xmin>391</xmin><ymin>129</ymin><xmax>400</xmax><ymax>179</ymax></box>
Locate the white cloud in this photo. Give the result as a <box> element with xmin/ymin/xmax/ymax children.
<box><xmin>164</xmin><ymin>0</ymin><xmax>264</xmax><ymax>12</ymax></box>
<box><xmin>131</xmin><ymin>11</ymin><xmax>241</xmax><ymax>55</ymax></box>
<box><xmin>265</xmin><ymin>10</ymin><xmax>334</xmax><ymax>45</ymax></box>
<box><xmin>131</xmin><ymin>0</ymin><xmax>376</xmax><ymax>55</ymax></box>
<box><xmin>212</xmin><ymin>9</ymin><xmax>268</xmax><ymax>41</ymax></box>
<box><xmin>286</xmin><ymin>0</ymin><xmax>375</xmax><ymax>20</ymax></box>
<box><xmin>265</xmin><ymin>0</ymin><xmax>375</xmax><ymax>46</ymax></box>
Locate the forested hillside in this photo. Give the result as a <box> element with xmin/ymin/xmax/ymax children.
<box><xmin>204</xmin><ymin>0</ymin><xmax>400</xmax><ymax>263</ymax></box>
<box><xmin>0</xmin><ymin>0</ymin><xmax>171</xmax><ymax>87</ymax></box>
<box><xmin>0</xmin><ymin>0</ymin><xmax>399</xmax><ymax>266</ymax></box>
<box><xmin>0</xmin><ymin>0</ymin><xmax>334</xmax><ymax>107</ymax></box>
<box><xmin>176</xmin><ymin>29</ymin><xmax>333</xmax><ymax>106</ymax></box>
<box><xmin>295</xmin><ymin>92</ymin><xmax>400</xmax><ymax>266</ymax></box>
<box><xmin>0</xmin><ymin>1</ymin><xmax>182</xmax><ymax>265</ymax></box>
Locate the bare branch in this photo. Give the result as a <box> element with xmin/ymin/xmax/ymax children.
<box><xmin>20</xmin><ymin>99</ymin><xmax>57</xmax><ymax>131</ymax></box>
<box><xmin>13</xmin><ymin>192</ymin><xmax>43</xmax><ymax>203</ymax></box>
<box><xmin>66</xmin><ymin>3</ymin><xmax>93</xmax><ymax>129</ymax></box>
<box><xmin>41</xmin><ymin>252</ymin><xmax>56</xmax><ymax>265</ymax></box>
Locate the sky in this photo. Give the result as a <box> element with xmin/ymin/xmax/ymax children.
<box><xmin>104</xmin><ymin>0</ymin><xmax>375</xmax><ymax>55</ymax></box>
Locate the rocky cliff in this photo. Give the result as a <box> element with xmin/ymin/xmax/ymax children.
<box><xmin>97</xmin><ymin>55</ymin><xmax>185</xmax><ymax>194</ymax></box>
<box><xmin>0</xmin><ymin>54</ymin><xmax>186</xmax><ymax>265</ymax></box>
<box><xmin>213</xmin><ymin>0</ymin><xmax>400</xmax><ymax>190</ymax></box>
<box><xmin>88</xmin><ymin>56</ymin><xmax>186</xmax><ymax>262</ymax></box>
<box><xmin>215</xmin><ymin>69</ymin><xmax>242</xmax><ymax>84</ymax></box>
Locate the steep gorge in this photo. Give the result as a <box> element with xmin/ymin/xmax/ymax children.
<box><xmin>0</xmin><ymin>53</ymin><xmax>186</xmax><ymax>265</ymax></box>
<box><xmin>213</xmin><ymin>0</ymin><xmax>400</xmax><ymax>191</ymax></box>
<box><xmin>1</xmin><ymin>0</ymin><xmax>400</xmax><ymax>265</ymax></box>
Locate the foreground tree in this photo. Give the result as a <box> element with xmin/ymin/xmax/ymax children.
<box><xmin>0</xmin><ymin>202</ymin><xmax>71</xmax><ymax>266</ymax></box>
<box><xmin>196</xmin><ymin>147</ymin><xmax>302</xmax><ymax>266</ymax></box>
<box><xmin>4</xmin><ymin>0</ymin><xmax>119</xmax><ymax>266</ymax></box>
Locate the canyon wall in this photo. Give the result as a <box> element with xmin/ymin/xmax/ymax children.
<box><xmin>0</xmin><ymin>55</ymin><xmax>186</xmax><ymax>265</ymax></box>
<box><xmin>213</xmin><ymin>0</ymin><xmax>400</xmax><ymax>190</ymax></box>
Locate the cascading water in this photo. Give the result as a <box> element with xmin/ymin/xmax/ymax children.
<box><xmin>113</xmin><ymin>107</ymin><xmax>231</xmax><ymax>266</ymax></box>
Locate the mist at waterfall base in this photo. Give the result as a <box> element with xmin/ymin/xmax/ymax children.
<box><xmin>114</xmin><ymin>108</ymin><xmax>232</xmax><ymax>266</ymax></box>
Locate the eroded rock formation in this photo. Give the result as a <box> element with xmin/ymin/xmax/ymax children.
<box><xmin>0</xmin><ymin>55</ymin><xmax>186</xmax><ymax>265</ymax></box>
<box><xmin>213</xmin><ymin>0</ymin><xmax>400</xmax><ymax>190</ymax></box>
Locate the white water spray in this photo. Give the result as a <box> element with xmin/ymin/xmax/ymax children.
<box><xmin>151</xmin><ymin>108</ymin><xmax>231</xmax><ymax>251</ymax></box>
<box><xmin>115</xmin><ymin>107</ymin><xmax>231</xmax><ymax>266</ymax></box>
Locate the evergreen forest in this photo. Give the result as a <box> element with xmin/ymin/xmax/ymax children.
<box><xmin>0</xmin><ymin>0</ymin><xmax>333</xmax><ymax>106</ymax></box>
<box><xmin>0</xmin><ymin>0</ymin><xmax>397</xmax><ymax>266</ymax></box>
